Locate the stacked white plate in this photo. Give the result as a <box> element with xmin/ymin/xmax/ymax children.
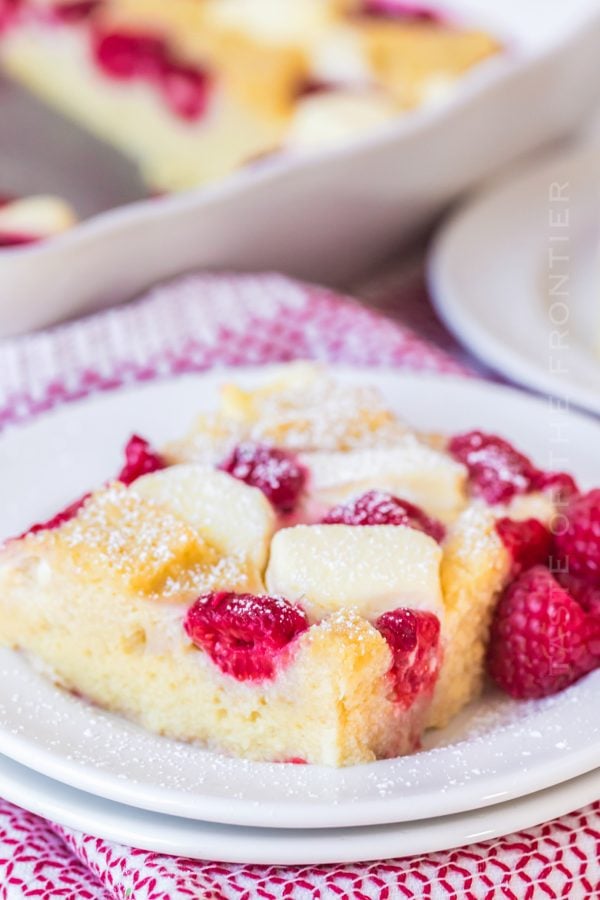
<box><xmin>430</xmin><ymin>137</ymin><xmax>600</xmax><ymax>416</ymax></box>
<box><xmin>0</xmin><ymin>369</ymin><xmax>598</xmax><ymax>863</ymax></box>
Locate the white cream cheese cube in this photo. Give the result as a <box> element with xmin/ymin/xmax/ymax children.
<box><xmin>267</xmin><ymin>523</ymin><xmax>444</xmax><ymax>622</ymax></box>
<box><xmin>131</xmin><ymin>464</ymin><xmax>275</xmax><ymax>572</ymax></box>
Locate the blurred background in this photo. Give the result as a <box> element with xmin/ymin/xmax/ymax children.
<box><xmin>1</xmin><ymin>0</ymin><xmax>600</xmax><ymax>387</ymax></box>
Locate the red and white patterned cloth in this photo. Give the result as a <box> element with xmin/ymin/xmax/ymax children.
<box><xmin>0</xmin><ymin>272</ymin><xmax>598</xmax><ymax>899</ymax></box>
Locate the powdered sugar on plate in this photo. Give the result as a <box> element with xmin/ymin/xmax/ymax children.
<box><xmin>0</xmin><ymin>647</ymin><xmax>596</xmax><ymax>826</ymax></box>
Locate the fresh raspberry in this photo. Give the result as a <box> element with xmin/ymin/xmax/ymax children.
<box><xmin>321</xmin><ymin>490</ymin><xmax>445</xmax><ymax>542</ymax></box>
<box><xmin>51</xmin><ymin>1</ymin><xmax>101</xmax><ymax>22</ymax></box>
<box><xmin>93</xmin><ymin>29</ymin><xmax>210</xmax><ymax>120</ymax></box>
<box><xmin>554</xmin><ymin>490</ymin><xmax>600</xmax><ymax>587</ymax></box>
<box><xmin>488</xmin><ymin>566</ymin><xmax>600</xmax><ymax>699</ymax></box>
<box><xmin>22</xmin><ymin>493</ymin><xmax>91</xmax><ymax>538</ymax></box>
<box><xmin>296</xmin><ymin>78</ymin><xmax>336</xmax><ymax>99</ymax></box>
<box><xmin>117</xmin><ymin>434</ymin><xmax>166</xmax><ymax>486</ymax></box>
<box><xmin>496</xmin><ymin>517</ymin><xmax>552</xmax><ymax>578</ymax></box>
<box><xmin>556</xmin><ymin>572</ymin><xmax>600</xmax><ymax>619</ymax></box>
<box><xmin>219</xmin><ymin>443</ymin><xmax>307</xmax><ymax>514</ymax></box>
<box><xmin>159</xmin><ymin>61</ymin><xmax>211</xmax><ymax>120</ymax></box>
<box><xmin>93</xmin><ymin>31</ymin><xmax>164</xmax><ymax>80</ymax></box>
<box><xmin>184</xmin><ymin>592</ymin><xmax>309</xmax><ymax>681</ymax></box>
<box><xmin>448</xmin><ymin>430</ymin><xmax>578</xmax><ymax>507</ymax></box>
<box><xmin>0</xmin><ymin>232</ymin><xmax>39</xmax><ymax>248</ymax></box>
<box><xmin>531</xmin><ymin>470</ymin><xmax>579</xmax><ymax>502</ymax></box>
<box><xmin>0</xmin><ymin>0</ymin><xmax>21</xmax><ymax>31</ymax></box>
<box><xmin>19</xmin><ymin>434</ymin><xmax>164</xmax><ymax>538</ymax></box>
<box><xmin>555</xmin><ymin>574</ymin><xmax>600</xmax><ymax>659</ymax></box>
<box><xmin>361</xmin><ymin>1</ymin><xmax>441</xmax><ymax>22</ymax></box>
<box><xmin>375</xmin><ymin>608</ymin><xmax>441</xmax><ymax>708</ymax></box>
<box><xmin>448</xmin><ymin>431</ymin><xmax>537</xmax><ymax>504</ymax></box>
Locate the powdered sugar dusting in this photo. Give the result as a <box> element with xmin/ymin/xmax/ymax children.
<box><xmin>171</xmin><ymin>365</ymin><xmax>409</xmax><ymax>463</ymax></box>
<box><xmin>0</xmin><ymin>648</ymin><xmax>597</xmax><ymax>826</ymax></box>
<box><xmin>249</xmin><ymin>377</ymin><xmax>404</xmax><ymax>451</ymax></box>
<box><xmin>50</xmin><ymin>483</ymin><xmax>248</xmax><ymax>599</ymax></box>
<box><xmin>0</xmin><ymin>361</ymin><xmax>596</xmax><ymax>825</ymax></box>
<box><xmin>305</xmin><ymin>435</ymin><xmax>466</xmax><ymax>485</ymax></box>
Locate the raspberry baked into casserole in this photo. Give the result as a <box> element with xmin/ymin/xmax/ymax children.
<box><xmin>0</xmin><ymin>1</ymin><xmax>500</xmax><ymax>191</ymax></box>
<box><xmin>0</xmin><ymin>364</ymin><xmax>598</xmax><ymax>766</ymax></box>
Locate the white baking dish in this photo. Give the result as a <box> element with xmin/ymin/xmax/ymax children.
<box><xmin>1</xmin><ymin>0</ymin><xmax>600</xmax><ymax>338</ymax></box>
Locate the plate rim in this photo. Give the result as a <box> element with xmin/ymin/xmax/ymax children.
<box><xmin>427</xmin><ymin>138</ymin><xmax>600</xmax><ymax>415</ymax></box>
<box><xmin>0</xmin><ymin>750</ymin><xmax>597</xmax><ymax>865</ymax></box>
<box><xmin>0</xmin><ymin>367</ymin><xmax>599</xmax><ymax>830</ymax></box>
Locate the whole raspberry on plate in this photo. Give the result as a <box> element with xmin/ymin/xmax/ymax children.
<box><xmin>219</xmin><ymin>443</ymin><xmax>307</xmax><ymax>514</ymax></box>
<box><xmin>488</xmin><ymin>566</ymin><xmax>600</xmax><ymax>699</ymax></box>
<box><xmin>554</xmin><ymin>489</ymin><xmax>600</xmax><ymax>587</ymax></box>
<box><xmin>556</xmin><ymin>572</ymin><xmax>600</xmax><ymax>622</ymax></box>
<box><xmin>184</xmin><ymin>591</ymin><xmax>309</xmax><ymax>681</ymax></box>
<box><xmin>321</xmin><ymin>490</ymin><xmax>445</xmax><ymax>542</ymax></box>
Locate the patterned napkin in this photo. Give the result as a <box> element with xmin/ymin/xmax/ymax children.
<box><xmin>0</xmin><ymin>273</ymin><xmax>597</xmax><ymax>899</ymax></box>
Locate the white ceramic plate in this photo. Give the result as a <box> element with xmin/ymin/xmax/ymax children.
<box><xmin>0</xmin><ymin>753</ymin><xmax>597</xmax><ymax>865</ymax></box>
<box><xmin>1</xmin><ymin>0</ymin><xmax>600</xmax><ymax>336</ymax></box>
<box><xmin>429</xmin><ymin>137</ymin><xmax>600</xmax><ymax>415</ymax></box>
<box><xmin>0</xmin><ymin>368</ymin><xmax>599</xmax><ymax>829</ymax></box>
